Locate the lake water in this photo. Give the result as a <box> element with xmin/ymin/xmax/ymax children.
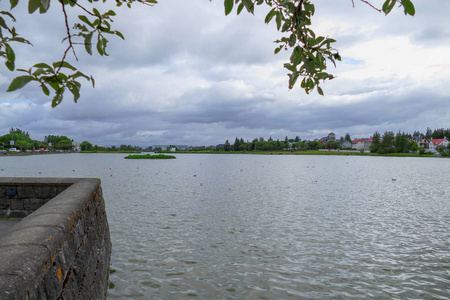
<box><xmin>1</xmin><ymin>153</ymin><xmax>450</xmax><ymax>299</ymax></box>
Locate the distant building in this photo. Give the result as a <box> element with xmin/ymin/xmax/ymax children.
<box><xmin>340</xmin><ymin>140</ymin><xmax>352</xmax><ymax>149</ymax></box>
<box><xmin>319</xmin><ymin>133</ymin><xmax>336</xmax><ymax>143</ymax></box>
<box><xmin>429</xmin><ymin>137</ymin><xmax>449</xmax><ymax>153</ymax></box>
<box><xmin>352</xmin><ymin>138</ymin><xmax>373</xmax><ymax>150</ymax></box>
<box><xmin>152</xmin><ymin>145</ymin><xmax>188</xmax><ymax>151</ymax></box>
<box><xmin>72</xmin><ymin>142</ymin><xmax>81</xmax><ymax>152</ymax></box>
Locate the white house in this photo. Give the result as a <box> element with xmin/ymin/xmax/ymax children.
<box><xmin>72</xmin><ymin>141</ymin><xmax>81</xmax><ymax>152</ymax></box>
<box><xmin>429</xmin><ymin>137</ymin><xmax>449</xmax><ymax>153</ymax></box>
<box><xmin>351</xmin><ymin>138</ymin><xmax>373</xmax><ymax>150</ymax></box>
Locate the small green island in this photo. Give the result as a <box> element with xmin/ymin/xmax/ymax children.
<box><xmin>124</xmin><ymin>154</ymin><xmax>176</xmax><ymax>159</ymax></box>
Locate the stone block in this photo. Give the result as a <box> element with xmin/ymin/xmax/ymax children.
<box><xmin>0</xmin><ymin>198</ymin><xmax>10</xmax><ymax>209</ymax></box>
<box><xmin>17</xmin><ymin>185</ymin><xmax>34</xmax><ymax>199</ymax></box>
<box><xmin>34</xmin><ymin>185</ymin><xmax>52</xmax><ymax>199</ymax></box>
<box><xmin>9</xmin><ymin>199</ymin><xmax>24</xmax><ymax>210</ymax></box>
<box><xmin>24</xmin><ymin>197</ymin><xmax>45</xmax><ymax>210</ymax></box>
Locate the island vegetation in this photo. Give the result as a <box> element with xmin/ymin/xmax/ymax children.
<box><xmin>124</xmin><ymin>154</ymin><xmax>176</xmax><ymax>160</ymax></box>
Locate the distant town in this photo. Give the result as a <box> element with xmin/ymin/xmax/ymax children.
<box><xmin>1</xmin><ymin>127</ymin><xmax>449</xmax><ymax>157</ymax></box>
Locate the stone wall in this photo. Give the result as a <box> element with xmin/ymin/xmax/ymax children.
<box><xmin>0</xmin><ymin>178</ymin><xmax>111</xmax><ymax>300</ymax></box>
<box><xmin>0</xmin><ymin>178</ymin><xmax>74</xmax><ymax>217</ymax></box>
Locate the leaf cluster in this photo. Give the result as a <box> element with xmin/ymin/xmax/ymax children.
<box><xmin>225</xmin><ymin>0</ymin><xmax>415</xmax><ymax>95</ymax></box>
<box><xmin>7</xmin><ymin>61</ymin><xmax>94</xmax><ymax>107</ymax></box>
<box><xmin>2</xmin><ymin>0</ymin><xmax>415</xmax><ymax>106</ymax></box>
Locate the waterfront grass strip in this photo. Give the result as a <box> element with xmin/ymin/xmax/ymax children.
<box><xmin>124</xmin><ymin>154</ymin><xmax>176</xmax><ymax>159</ymax></box>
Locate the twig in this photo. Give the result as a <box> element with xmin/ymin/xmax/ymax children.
<box><xmin>57</xmin><ymin>1</ymin><xmax>78</xmax><ymax>74</ymax></box>
<box><xmin>359</xmin><ymin>0</ymin><xmax>382</xmax><ymax>12</ymax></box>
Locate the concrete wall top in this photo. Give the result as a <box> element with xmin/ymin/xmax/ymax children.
<box><xmin>0</xmin><ymin>177</ymin><xmax>99</xmax><ymax>186</ymax></box>
<box><xmin>0</xmin><ymin>177</ymin><xmax>110</xmax><ymax>300</ymax></box>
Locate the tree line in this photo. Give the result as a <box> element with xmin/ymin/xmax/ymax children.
<box><xmin>219</xmin><ymin>135</ymin><xmax>343</xmax><ymax>152</ymax></box>
<box><xmin>216</xmin><ymin>127</ymin><xmax>450</xmax><ymax>154</ymax></box>
<box><xmin>0</xmin><ymin>128</ymin><xmax>140</xmax><ymax>152</ymax></box>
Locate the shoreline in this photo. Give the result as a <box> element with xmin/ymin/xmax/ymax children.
<box><xmin>159</xmin><ymin>150</ymin><xmax>437</xmax><ymax>158</ymax></box>
<box><xmin>1</xmin><ymin>150</ymin><xmax>437</xmax><ymax>158</ymax></box>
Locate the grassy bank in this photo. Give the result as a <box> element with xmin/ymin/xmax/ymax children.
<box><xmin>159</xmin><ymin>150</ymin><xmax>436</xmax><ymax>157</ymax></box>
<box><xmin>124</xmin><ymin>154</ymin><xmax>176</xmax><ymax>159</ymax></box>
<box><xmin>81</xmin><ymin>151</ymin><xmax>140</xmax><ymax>154</ymax></box>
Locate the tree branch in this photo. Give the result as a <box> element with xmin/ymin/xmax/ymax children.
<box><xmin>359</xmin><ymin>0</ymin><xmax>382</xmax><ymax>13</ymax></box>
<box><xmin>57</xmin><ymin>1</ymin><xmax>78</xmax><ymax>74</ymax></box>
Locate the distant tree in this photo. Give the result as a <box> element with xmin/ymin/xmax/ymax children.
<box><xmin>307</xmin><ymin>140</ymin><xmax>322</xmax><ymax>150</ymax></box>
<box><xmin>326</xmin><ymin>140</ymin><xmax>340</xmax><ymax>149</ymax></box>
<box><xmin>436</xmin><ymin>145</ymin><xmax>446</xmax><ymax>156</ymax></box>
<box><xmin>233</xmin><ymin>137</ymin><xmax>241</xmax><ymax>151</ymax></box>
<box><xmin>394</xmin><ymin>131</ymin><xmax>410</xmax><ymax>153</ymax></box>
<box><xmin>425</xmin><ymin>127</ymin><xmax>433</xmax><ymax>139</ymax></box>
<box><xmin>380</xmin><ymin>131</ymin><xmax>395</xmax><ymax>154</ymax></box>
<box><xmin>344</xmin><ymin>133</ymin><xmax>352</xmax><ymax>143</ymax></box>
<box><xmin>412</xmin><ymin>130</ymin><xmax>422</xmax><ymax>137</ymax></box>
<box><xmin>80</xmin><ymin>141</ymin><xmax>94</xmax><ymax>151</ymax></box>
<box><xmin>224</xmin><ymin>140</ymin><xmax>231</xmax><ymax>151</ymax></box>
<box><xmin>410</xmin><ymin>141</ymin><xmax>419</xmax><ymax>152</ymax></box>
<box><xmin>1</xmin><ymin>129</ymin><xmax>34</xmax><ymax>150</ymax></box>
<box><xmin>294</xmin><ymin>136</ymin><xmax>301</xmax><ymax>143</ymax></box>
<box><xmin>370</xmin><ymin>131</ymin><xmax>381</xmax><ymax>153</ymax></box>
<box><xmin>56</xmin><ymin>139</ymin><xmax>73</xmax><ymax>150</ymax></box>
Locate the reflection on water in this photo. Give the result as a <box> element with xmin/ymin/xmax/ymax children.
<box><xmin>1</xmin><ymin>154</ymin><xmax>450</xmax><ymax>299</ymax></box>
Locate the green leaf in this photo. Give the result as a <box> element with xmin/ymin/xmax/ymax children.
<box><xmin>93</xmin><ymin>8</ymin><xmax>101</xmax><ymax>17</ymax></box>
<box><xmin>97</xmin><ymin>37</ymin><xmax>104</xmax><ymax>55</ymax></box>
<box><xmin>47</xmin><ymin>80</ymin><xmax>60</xmax><ymax>91</ymax></box>
<box><xmin>264</xmin><ymin>8</ymin><xmax>276</xmax><ymax>24</ymax></box>
<box><xmin>84</xmin><ymin>32</ymin><xmax>93</xmax><ymax>55</ymax></box>
<box><xmin>288</xmin><ymin>72</ymin><xmax>299</xmax><ymax>89</ymax></box>
<box><xmin>401</xmin><ymin>0</ymin><xmax>415</xmax><ymax>16</ymax></box>
<box><xmin>382</xmin><ymin>0</ymin><xmax>396</xmax><ymax>15</ymax></box>
<box><xmin>288</xmin><ymin>34</ymin><xmax>296</xmax><ymax>47</ymax></box>
<box><xmin>224</xmin><ymin>0</ymin><xmax>233</xmax><ymax>15</ymax></box>
<box><xmin>79</xmin><ymin>15</ymin><xmax>94</xmax><ymax>28</ymax></box>
<box><xmin>0</xmin><ymin>17</ymin><xmax>8</xmax><ymax>30</ymax></box>
<box><xmin>90</xmin><ymin>75</ymin><xmax>95</xmax><ymax>88</ymax></box>
<box><xmin>33</xmin><ymin>62</ymin><xmax>53</xmax><ymax>69</ymax></box>
<box><xmin>242</xmin><ymin>0</ymin><xmax>254</xmax><ymax>14</ymax></box>
<box><xmin>52</xmin><ymin>61</ymin><xmax>77</xmax><ymax>71</ymax></box>
<box><xmin>67</xmin><ymin>82</ymin><xmax>80</xmax><ymax>102</ymax></box>
<box><xmin>39</xmin><ymin>0</ymin><xmax>50</xmax><ymax>12</ymax></box>
<box><xmin>5</xmin><ymin>44</ymin><xmax>15</xmax><ymax>63</ymax></box>
<box><xmin>7</xmin><ymin>75</ymin><xmax>35</xmax><ymax>92</ymax></box>
<box><xmin>5</xmin><ymin>60</ymin><xmax>14</xmax><ymax>71</ymax></box>
<box><xmin>28</xmin><ymin>0</ymin><xmax>41</xmax><ymax>14</ymax></box>
<box><xmin>10</xmin><ymin>0</ymin><xmax>19</xmax><ymax>9</ymax></box>
<box><xmin>52</xmin><ymin>88</ymin><xmax>64</xmax><ymax>107</ymax></box>
<box><xmin>71</xmin><ymin>71</ymin><xmax>90</xmax><ymax>81</ymax></box>
<box><xmin>317</xmin><ymin>86</ymin><xmax>324</xmax><ymax>96</ymax></box>
<box><xmin>275</xmin><ymin>12</ymin><xmax>282</xmax><ymax>31</ymax></box>
<box><xmin>237</xmin><ymin>3</ymin><xmax>244</xmax><ymax>15</ymax></box>
<box><xmin>33</xmin><ymin>68</ymin><xmax>47</xmax><ymax>76</ymax></box>
<box><xmin>274</xmin><ymin>46</ymin><xmax>282</xmax><ymax>55</ymax></box>
<box><xmin>41</xmin><ymin>84</ymin><xmax>50</xmax><ymax>96</ymax></box>
<box><xmin>115</xmin><ymin>30</ymin><xmax>125</xmax><ymax>40</ymax></box>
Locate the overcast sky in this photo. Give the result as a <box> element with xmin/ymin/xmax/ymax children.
<box><xmin>1</xmin><ymin>0</ymin><xmax>449</xmax><ymax>146</ymax></box>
